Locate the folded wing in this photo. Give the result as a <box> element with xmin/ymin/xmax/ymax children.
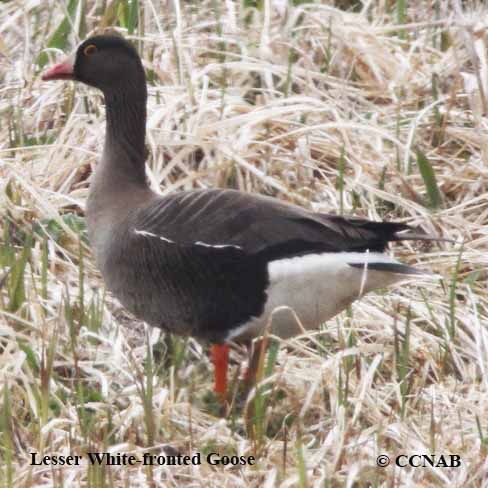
<box><xmin>134</xmin><ymin>188</ymin><xmax>417</xmax><ymax>261</ymax></box>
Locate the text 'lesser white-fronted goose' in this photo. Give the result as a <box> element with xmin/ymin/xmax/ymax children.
<box><xmin>42</xmin><ymin>35</ymin><xmax>448</xmax><ymax>400</ymax></box>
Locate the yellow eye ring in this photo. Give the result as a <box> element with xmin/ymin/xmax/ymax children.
<box><xmin>83</xmin><ymin>44</ymin><xmax>97</xmax><ymax>56</ymax></box>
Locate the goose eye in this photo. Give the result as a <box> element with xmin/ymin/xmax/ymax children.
<box><xmin>84</xmin><ymin>44</ymin><xmax>97</xmax><ymax>56</ymax></box>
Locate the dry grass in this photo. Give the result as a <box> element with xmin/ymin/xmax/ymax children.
<box><xmin>1</xmin><ymin>0</ymin><xmax>488</xmax><ymax>486</ymax></box>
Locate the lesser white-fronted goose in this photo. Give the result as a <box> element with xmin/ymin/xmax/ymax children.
<box><xmin>43</xmin><ymin>35</ymin><xmax>446</xmax><ymax>399</ymax></box>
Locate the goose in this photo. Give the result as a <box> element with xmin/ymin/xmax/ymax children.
<box><xmin>42</xmin><ymin>35</ymin><xmax>446</xmax><ymax>400</ymax></box>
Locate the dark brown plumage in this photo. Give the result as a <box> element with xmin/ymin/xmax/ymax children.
<box><xmin>42</xmin><ymin>35</ymin><xmax>447</xmax><ymax>398</ymax></box>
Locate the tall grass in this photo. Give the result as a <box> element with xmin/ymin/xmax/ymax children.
<box><xmin>1</xmin><ymin>0</ymin><xmax>487</xmax><ymax>486</ymax></box>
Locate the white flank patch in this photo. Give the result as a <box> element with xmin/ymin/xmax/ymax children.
<box><xmin>267</xmin><ymin>251</ymin><xmax>398</xmax><ymax>281</ymax></box>
<box><xmin>358</xmin><ymin>249</ymin><xmax>370</xmax><ymax>297</ymax></box>
<box><xmin>226</xmin><ymin>251</ymin><xmax>417</xmax><ymax>342</ymax></box>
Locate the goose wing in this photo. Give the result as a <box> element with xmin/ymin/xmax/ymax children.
<box><xmin>132</xmin><ymin>188</ymin><xmax>413</xmax><ymax>260</ymax></box>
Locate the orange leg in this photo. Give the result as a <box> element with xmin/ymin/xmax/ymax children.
<box><xmin>211</xmin><ymin>343</ymin><xmax>230</xmax><ymax>400</ymax></box>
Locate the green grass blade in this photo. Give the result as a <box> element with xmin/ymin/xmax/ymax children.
<box><xmin>416</xmin><ymin>147</ymin><xmax>442</xmax><ymax>209</ymax></box>
<box><xmin>8</xmin><ymin>236</ymin><xmax>31</xmax><ymax>312</ymax></box>
<box><xmin>127</xmin><ymin>0</ymin><xmax>139</xmax><ymax>35</ymax></box>
<box><xmin>396</xmin><ymin>0</ymin><xmax>406</xmax><ymax>39</ymax></box>
<box><xmin>38</xmin><ymin>0</ymin><xmax>79</xmax><ymax>68</ymax></box>
<box><xmin>1</xmin><ymin>383</ymin><xmax>13</xmax><ymax>487</ymax></box>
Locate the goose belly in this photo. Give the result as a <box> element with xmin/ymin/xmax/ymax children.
<box><xmin>227</xmin><ymin>252</ymin><xmax>406</xmax><ymax>341</ymax></box>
